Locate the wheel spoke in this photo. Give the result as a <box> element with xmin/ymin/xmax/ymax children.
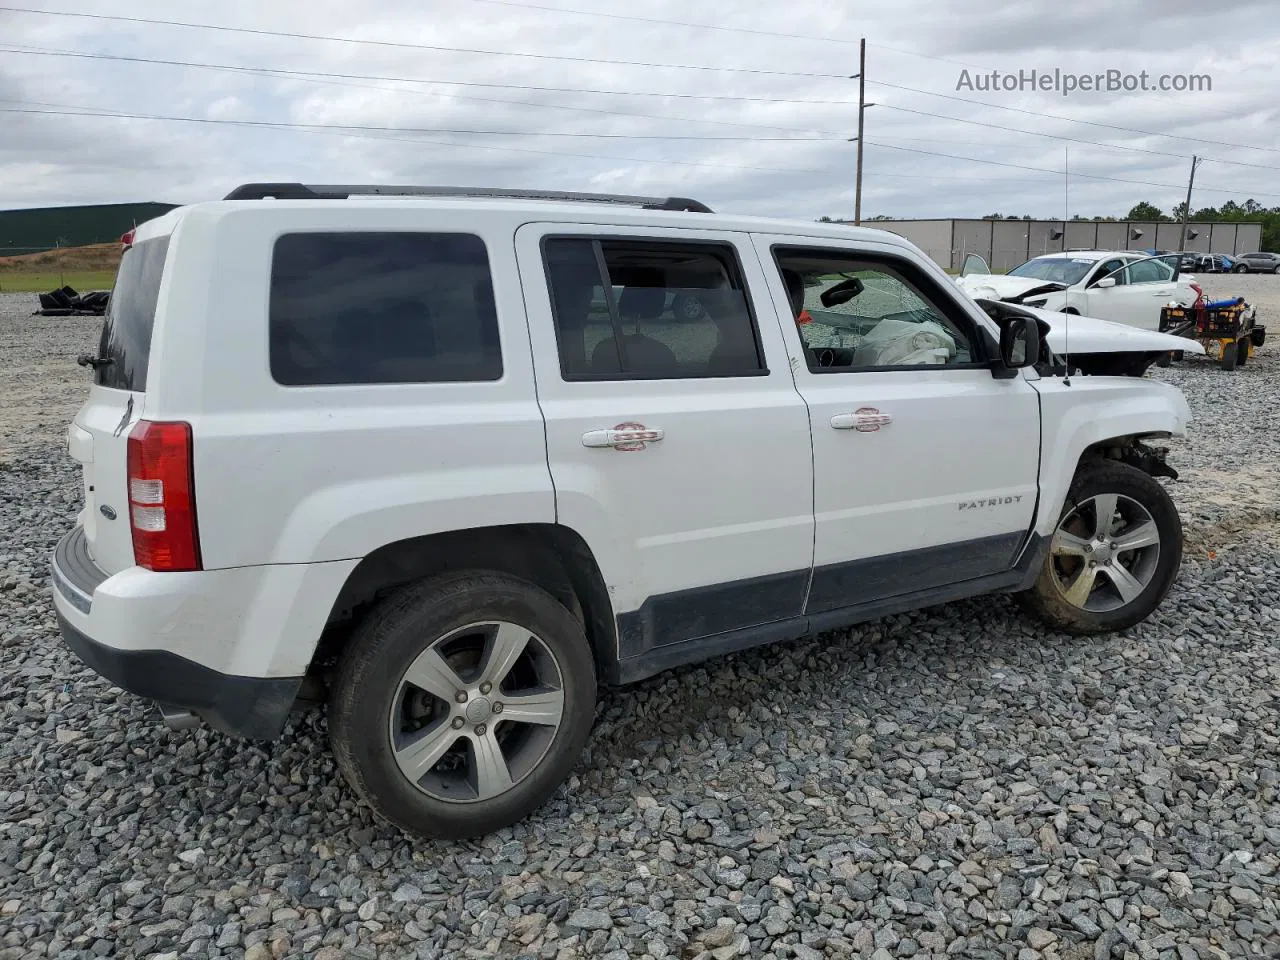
<box><xmin>1090</xmin><ymin>494</ymin><xmax>1119</xmax><ymax>539</ymax></box>
<box><xmin>1111</xmin><ymin>520</ymin><xmax>1159</xmax><ymax>553</ymax></box>
<box><xmin>479</xmin><ymin>622</ymin><xmax>530</xmax><ymax>688</ymax></box>
<box><xmin>1062</xmin><ymin>565</ymin><xmax>1099</xmax><ymax>607</ymax></box>
<box><xmin>470</xmin><ymin>731</ymin><xmax>514</xmax><ymax>799</ymax></box>
<box><xmin>394</xmin><ymin>721</ymin><xmax>462</xmax><ymax>783</ymax></box>
<box><xmin>1103</xmin><ymin>563</ymin><xmax>1145</xmax><ymax>603</ymax></box>
<box><xmin>402</xmin><ymin>647</ymin><xmax>467</xmax><ymax>702</ymax></box>
<box><xmin>499</xmin><ymin>687</ymin><xmax>565</xmax><ymax>727</ymax></box>
<box><xmin>1052</xmin><ymin>530</ymin><xmax>1092</xmax><ymax>558</ymax></box>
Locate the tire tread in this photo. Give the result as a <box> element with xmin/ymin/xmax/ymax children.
<box><xmin>329</xmin><ymin>571</ymin><xmax>596</xmax><ymax>840</ymax></box>
<box><xmin>1017</xmin><ymin>460</ymin><xmax>1182</xmax><ymax>635</ymax></box>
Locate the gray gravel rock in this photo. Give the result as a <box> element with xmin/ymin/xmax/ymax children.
<box><xmin>2</xmin><ymin>273</ymin><xmax>1279</xmax><ymax>958</ymax></box>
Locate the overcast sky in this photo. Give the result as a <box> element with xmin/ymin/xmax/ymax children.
<box><xmin>1</xmin><ymin>0</ymin><xmax>1276</xmax><ymax>220</ymax></box>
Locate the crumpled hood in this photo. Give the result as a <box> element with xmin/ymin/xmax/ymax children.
<box><xmin>1012</xmin><ymin>303</ymin><xmax>1206</xmax><ymax>355</ymax></box>
<box><xmin>956</xmin><ymin>273</ymin><xmax>1061</xmax><ymax>300</ymax></box>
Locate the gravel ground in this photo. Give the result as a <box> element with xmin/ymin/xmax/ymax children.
<box><xmin>1</xmin><ymin>277</ymin><xmax>1278</xmax><ymax>960</ymax></box>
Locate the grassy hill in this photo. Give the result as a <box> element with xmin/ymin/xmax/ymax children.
<box><xmin>0</xmin><ymin>242</ymin><xmax>120</xmax><ymax>293</ymax></box>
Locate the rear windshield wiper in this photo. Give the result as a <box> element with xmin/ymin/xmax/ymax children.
<box><xmin>77</xmin><ymin>353</ymin><xmax>114</xmax><ymax>370</ymax></box>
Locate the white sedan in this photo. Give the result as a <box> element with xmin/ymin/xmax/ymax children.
<box><xmin>956</xmin><ymin>250</ymin><xmax>1200</xmax><ymax>331</ymax></box>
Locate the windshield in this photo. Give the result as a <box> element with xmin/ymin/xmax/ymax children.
<box><xmin>1007</xmin><ymin>257</ymin><xmax>1096</xmax><ymax>286</ymax></box>
<box><xmin>96</xmin><ymin>236</ymin><xmax>169</xmax><ymax>391</ymax></box>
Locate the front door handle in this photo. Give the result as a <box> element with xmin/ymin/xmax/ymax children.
<box><xmin>582</xmin><ymin>422</ymin><xmax>664</xmax><ymax>450</ymax></box>
<box><xmin>831</xmin><ymin>408</ymin><xmax>892</xmax><ymax>432</ymax></box>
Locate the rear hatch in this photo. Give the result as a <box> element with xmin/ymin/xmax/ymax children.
<box><xmin>68</xmin><ymin>233</ymin><xmax>171</xmax><ymax>575</ymax></box>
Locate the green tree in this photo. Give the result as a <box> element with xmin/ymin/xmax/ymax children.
<box><xmin>1125</xmin><ymin>202</ymin><xmax>1168</xmax><ymax>221</ymax></box>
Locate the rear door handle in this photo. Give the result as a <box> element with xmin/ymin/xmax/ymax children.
<box><xmin>582</xmin><ymin>423</ymin><xmax>664</xmax><ymax>450</ymax></box>
<box><xmin>831</xmin><ymin>408</ymin><xmax>892</xmax><ymax>432</ymax></box>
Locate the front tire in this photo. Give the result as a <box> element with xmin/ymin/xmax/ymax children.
<box><xmin>1233</xmin><ymin>264</ymin><xmax>1248</xmax><ymax>273</ymax></box>
<box><xmin>1017</xmin><ymin>460</ymin><xmax>1182</xmax><ymax>635</ymax></box>
<box><xmin>329</xmin><ymin>571</ymin><xmax>597</xmax><ymax>840</ymax></box>
<box><xmin>1221</xmin><ymin>342</ymin><xmax>1238</xmax><ymax>371</ymax></box>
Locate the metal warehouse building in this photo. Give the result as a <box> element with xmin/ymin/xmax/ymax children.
<box><xmin>865</xmin><ymin>218</ymin><xmax>1265</xmax><ymax>272</ymax></box>
<box><xmin>0</xmin><ymin>202</ymin><xmax>178</xmax><ymax>256</ymax></box>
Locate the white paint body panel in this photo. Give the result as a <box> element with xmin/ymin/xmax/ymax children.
<box><xmin>51</xmin><ymin>556</ymin><xmax>358</xmax><ymax>678</ymax></box>
<box><xmin>748</xmin><ymin>233</ymin><xmax>1040</xmax><ymax>568</ymax></box>
<box><xmin>514</xmin><ymin>222</ymin><xmax>814</xmax><ymax>623</ymax></box>
<box><xmin>56</xmin><ymin>198</ymin><xmax>1197</xmax><ymax>682</ymax></box>
<box><xmin>1032</xmin><ymin>376</ymin><xmax>1191</xmax><ymax>538</ymax></box>
<box><xmin>1008</xmin><ymin>306</ymin><xmax>1207</xmax><ymax>356</ymax></box>
<box><xmin>67</xmin><ymin>385</ymin><xmax>144</xmax><ymax>574</ymax></box>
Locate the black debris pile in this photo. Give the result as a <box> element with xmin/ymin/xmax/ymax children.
<box><xmin>32</xmin><ymin>285</ymin><xmax>110</xmax><ymax>316</ymax></box>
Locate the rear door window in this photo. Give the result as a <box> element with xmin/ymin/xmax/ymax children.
<box><xmin>269</xmin><ymin>232</ymin><xmax>502</xmax><ymax>386</ymax></box>
<box><xmin>95</xmin><ymin>236</ymin><xmax>170</xmax><ymax>391</ymax></box>
<box><xmin>542</xmin><ymin>236</ymin><xmax>765</xmax><ymax>380</ymax></box>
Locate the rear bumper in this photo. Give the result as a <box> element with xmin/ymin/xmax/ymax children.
<box><xmin>55</xmin><ymin>606</ymin><xmax>300</xmax><ymax>739</ymax></box>
<box><xmin>50</xmin><ymin>526</ymin><xmax>303</xmax><ymax>739</ymax></box>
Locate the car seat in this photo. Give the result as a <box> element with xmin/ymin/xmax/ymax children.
<box><xmin>591</xmin><ymin>282</ymin><xmax>679</xmax><ymax>374</ymax></box>
<box><xmin>704</xmin><ymin>289</ymin><xmax>761</xmax><ymax>375</ymax></box>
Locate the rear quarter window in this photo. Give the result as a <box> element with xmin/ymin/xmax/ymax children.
<box><xmin>269</xmin><ymin>232</ymin><xmax>503</xmax><ymax>386</ymax></box>
<box><xmin>96</xmin><ymin>236</ymin><xmax>170</xmax><ymax>391</ymax></box>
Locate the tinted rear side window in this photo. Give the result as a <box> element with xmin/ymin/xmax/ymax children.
<box><xmin>269</xmin><ymin>232</ymin><xmax>502</xmax><ymax>386</ymax></box>
<box><xmin>96</xmin><ymin>236</ymin><xmax>170</xmax><ymax>391</ymax></box>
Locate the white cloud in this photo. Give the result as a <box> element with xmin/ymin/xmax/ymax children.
<box><xmin>0</xmin><ymin>0</ymin><xmax>1277</xmax><ymax>219</ymax></box>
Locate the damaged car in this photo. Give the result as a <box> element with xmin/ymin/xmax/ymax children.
<box><xmin>956</xmin><ymin>250</ymin><xmax>1200</xmax><ymax>331</ymax></box>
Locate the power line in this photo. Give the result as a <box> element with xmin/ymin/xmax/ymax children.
<box><xmin>0</xmin><ymin>99</ymin><xmax>846</xmax><ymax>174</ymax></box>
<box><xmin>1</xmin><ymin>44</ymin><xmax>859</xmax><ymax>106</ymax></box>
<box><xmin>465</xmin><ymin>0</ymin><xmax>861</xmax><ymax>46</ymax></box>
<box><xmin>868</xmin><ymin>78</ymin><xmax>1280</xmax><ymax>156</ymax></box>
<box><xmin>0</xmin><ymin>104</ymin><xmax>839</xmax><ymax>141</ymax></box>
<box><xmin>0</xmin><ymin>97</ymin><xmax>1015</xmax><ymax>188</ymax></box>
<box><xmin>866</xmin><ymin>42</ymin><xmax>992</xmax><ymax>71</ymax></box>
<box><xmin>0</xmin><ymin>97</ymin><xmax>1069</xmax><ymax>186</ymax></box>
<box><xmin>10</xmin><ymin>99</ymin><xmax>1271</xmax><ymax>198</ymax></box>
<box><xmin>0</xmin><ymin>6</ymin><xmax>850</xmax><ymax>80</ymax></box>
<box><xmin>12</xmin><ymin>42</ymin><xmax>1272</xmax><ymax>173</ymax></box>
<box><xmin>876</xmin><ymin>103</ymin><xmax>1280</xmax><ymax>173</ymax></box>
<box><xmin>864</xmin><ymin>140</ymin><xmax>1280</xmax><ymax>198</ymax></box>
<box><xmin>0</xmin><ymin>45</ymin><xmax>847</xmax><ymax>136</ymax></box>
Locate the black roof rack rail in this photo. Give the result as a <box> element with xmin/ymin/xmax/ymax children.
<box><xmin>221</xmin><ymin>182</ymin><xmax>712</xmax><ymax>212</ymax></box>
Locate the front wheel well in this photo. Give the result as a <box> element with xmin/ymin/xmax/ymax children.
<box><xmin>1079</xmin><ymin>434</ymin><xmax>1179</xmax><ymax>480</ymax></box>
<box><xmin>308</xmin><ymin>525</ymin><xmax>616</xmax><ymax>693</ymax></box>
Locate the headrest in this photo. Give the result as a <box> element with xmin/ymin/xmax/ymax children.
<box><xmin>617</xmin><ymin>284</ymin><xmax>666</xmax><ymax>320</ymax></box>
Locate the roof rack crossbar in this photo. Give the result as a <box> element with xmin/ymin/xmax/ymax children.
<box><xmin>222</xmin><ymin>182</ymin><xmax>712</xmax><ymax>212</ymax></box>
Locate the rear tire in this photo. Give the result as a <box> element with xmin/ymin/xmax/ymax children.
<box><xmin>1017</xmin><ymin>460</ymin><xmax>1182</xmax><ymax>635</ymax></box>
<box><xmin>1236</xmin><ymin>339</ymin><xmax>1249</xmax><ymax>367</ymax></box>
<box><xmin>329</xmin><ymin>571</ymin><xmax>597</xmax><ymax>840</ymax></box>
<box><xmin>1273</xmin><ymin>265</ymin><xmax>1280</xmax><ymax>275</ymax></box>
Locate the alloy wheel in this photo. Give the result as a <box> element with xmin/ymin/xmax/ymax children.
<box><xmin>1049</xmin><ymin>493</ymin><xmax>1162</xmax><ymax>613</ymax></box>
<box><xmin>388</xmin><ymin>621</ymin><xmax>565</xmax><ymax>803</ymax></box>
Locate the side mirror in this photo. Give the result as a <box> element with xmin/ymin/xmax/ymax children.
<box><xmin>1096</xmin><ymin>277</ymin><xmax>1117</xmax><ymax>289</ymax></box>
<box><xmin>993</xmin><ymin>316</ymin><xmax>1041</xmax><ymax>378</ymax></box>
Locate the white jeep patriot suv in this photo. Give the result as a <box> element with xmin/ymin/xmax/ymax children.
<box><xmin>52</xmin><ymin>183</ymin><xmax>1194</xmax><ymax>840</ymax></box>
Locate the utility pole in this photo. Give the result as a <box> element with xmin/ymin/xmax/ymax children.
<box><xmin>854</xmin><ymin>38</ymin><xmax>866</xmax><ymax>225</ymax></box>
<box><xmin>1178</xmin><ymin>155</ymin><xmax>1199</xmax><ymax>252</ymax></box>
<box><xmin>1063</xmin><ymin>145</ymin><xmax>1069</xmax><ymax>225</ymax></box>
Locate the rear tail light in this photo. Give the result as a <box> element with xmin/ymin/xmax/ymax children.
<box><xmin>120</xmin><ymin>228</ymin><xmax>135</xmax><ymax>252</ymax></box>
<box><xmin>126</xmin><ymin>420</ymin><xmax>201</xmax><ymax>572</ymax></box>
